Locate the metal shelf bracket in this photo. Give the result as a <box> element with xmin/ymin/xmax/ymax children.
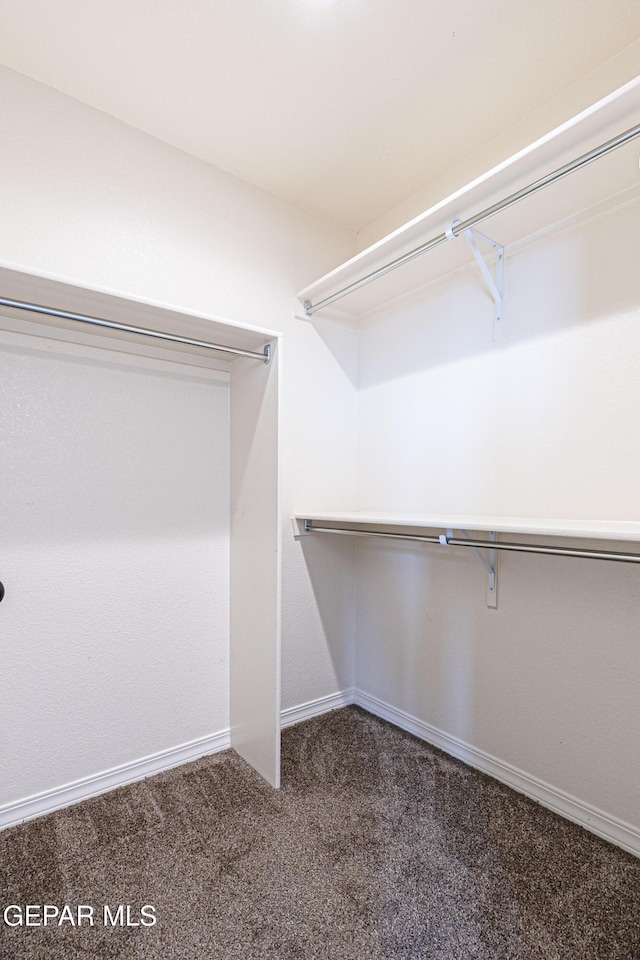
<box><xmin>463</xmin><ymin>529</ymin><xmax>498</xmax><ymax>608</ymax></box>
<box><xmin>440</xmin><ymin>527</ymin><xmax>498</xmax><ymax>607</ymax></box>
<box><xmin>447</xmin><ymin>220</ymin><xmax>505</xmax><ymax>341</ymax></box>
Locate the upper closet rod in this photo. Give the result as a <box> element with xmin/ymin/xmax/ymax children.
<box><xmin>0</xmin><ymin>296</ymin><xmax>272</xmax><ymax>363</ymax></box>
<box><xmin>304</xmin><ymin>121</ymin><xmax>640</xmax><ymax>317</ymax></box>
<box><xmin>304</xmin><ymin>522</ymin><xmax>640</xmax><ymax>565</ymax></box>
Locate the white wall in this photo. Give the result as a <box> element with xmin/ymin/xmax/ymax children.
<box><xmin>358</xmin><ymin>198</ymin><xmax>640</xmax><ymax>519</ymax></box>
<box><xmin>0</xmin><ymin>333</ymin><xmax>231</xmax><ymax>804</ymax></box>
<box><xmin>0</xmin><ymin>64</ymin><xmax>357</xmax><ymax>808</ymax></box>
<box><xmin>354</xmin><ymin>193</ymin><xmax>640</xmax><ymax>835</ymax></box>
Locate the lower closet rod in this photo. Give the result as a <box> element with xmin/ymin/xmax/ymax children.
<box><xmin>304</xmin><ymin>523</ymin><xmax>640</xmax><ymax>564</ymax></box>
<box><xmin>0</xmin><ymin>296</ymin><xmax>271</xmax><ymax>363</ymax></box>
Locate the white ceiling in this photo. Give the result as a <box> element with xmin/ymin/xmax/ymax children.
<box><xmin>0</xmin><ymin>0</ymin><xmax>639</xmax><ymax>231</ymax></box>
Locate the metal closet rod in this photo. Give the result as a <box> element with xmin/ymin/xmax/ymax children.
<box><xmin>304</xmin><ymin>121</ymin><xmax>640</xmax><ymax>316</ymax></box>
<box><xmin>0</xmin><ymin>296</ymin><xmax>272</xmax><ymax>363</ymax></box>
<box><xmin>304</xmin><ymin>522</ymin><xmax>640</xmax><ymax>564</ymax></box>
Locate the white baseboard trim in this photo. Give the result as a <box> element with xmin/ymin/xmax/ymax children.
<box><xmin>354</xmin><ymin>688</ymin><xmax>640</xmax><ymax>859</ymax></box>
<box><xmin>0</xmin><ymin>728</ymin><xmax>230</xmax><ymax>832</ymax></box>
<box><xmin>281</xmin><ymin>689</ymin><xmax>354</xmax><ymax>728</ymax></box>
<box><xmin>1</xmin><ymin>692</ymin><xmax>354</xmax><ymax>832</ymax></box>
<box><xmin>5</xmin><ymin>690</ymin><xmax>638</xmax><ymax>860</ymax></box>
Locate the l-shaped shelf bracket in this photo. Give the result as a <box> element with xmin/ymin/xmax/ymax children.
<box><xmin>440</xmin><ymin>527</ymin><xmax>498</xmax><ymax>607</ymax></box>
<box><xmin>447</xmin><ymin>221</ymin><xmax>505</xmax><ymax>341</ymax></box>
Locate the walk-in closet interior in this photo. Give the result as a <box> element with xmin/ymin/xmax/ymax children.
<box><xmin>0</xmin><ymin>0</ymin><xmax>639</xmax><ymax>909</ymax></box>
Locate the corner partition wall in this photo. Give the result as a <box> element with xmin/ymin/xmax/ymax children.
<box><xmin>230</xmin><ymin>336</ymin><xmax>281</xmax><ymax>787</ymax></box>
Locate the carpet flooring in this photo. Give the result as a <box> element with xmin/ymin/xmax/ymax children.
<box><xmin>1</xmin><ymin>706</ymin><xmax>639</xmax><ymax>959</ymax></box>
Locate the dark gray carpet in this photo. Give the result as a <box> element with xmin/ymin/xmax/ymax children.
<box><xmin>1</xmin><ymin>706</ymin><xmax>639</xmax><ymax>959</ymax></box>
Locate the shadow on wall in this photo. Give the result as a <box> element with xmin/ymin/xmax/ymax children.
<box><xmin>285</xmin><ymin>531</ymin><xmax>357</xmax><ymax>697</ymax></box>
<box><xmin>353</xmin><ymin>195</ymin><xmax>640</xmax><ymax>521</ymax></box>
<box><xmin>307</xmin><ymin>316</ymin><xmax>359</xmax><ymax>387</ymax></box>
<box><xmin>353</xmin><ymin>537</ymin><xmax>482</xmax><ymax>740</ymax></box>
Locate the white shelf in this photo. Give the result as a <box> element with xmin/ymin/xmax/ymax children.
<box><xmin>0</xmin><ymin>260</ymin><xmax>278</xmax><ymax>362</ymax></box>
<box><xmin>296</xmin><ymin>77</ymin><xmax>640</xmax><ymax>323</ymax></box>
<box><xmin>294</xmin><ymin>512</ymin><xmax>640</xmax><ymax>544</ymax></box>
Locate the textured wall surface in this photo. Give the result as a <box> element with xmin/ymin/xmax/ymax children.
<box><xmin>0</xmin><ymin>335</ymin><xmax>230</xmax><ymax>803</ymax></box>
